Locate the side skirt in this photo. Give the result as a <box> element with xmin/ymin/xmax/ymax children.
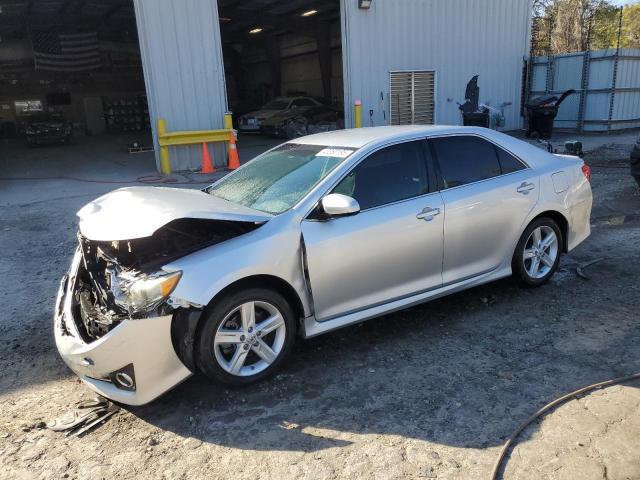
<box><xmin>300</xmin><ymin>267</ymin><xmax>512</xmax><ymax>339</ymax></box>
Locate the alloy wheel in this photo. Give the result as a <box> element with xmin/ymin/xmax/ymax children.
<box><xmin>213</xmin><ymin>301</ymin><xmax>287</xmax><ymax>376</ymax></box>
<box><xmin>522</xmin><ymin>225</ymin><xmax>559</xmax><ymax>279</ymax></box>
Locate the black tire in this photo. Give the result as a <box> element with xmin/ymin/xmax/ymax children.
<box><xmin>196</xmin><ymin>288</ymin><xmax>297</xmax><ymax>386</ymax></box>
<box><xmin>512</xmin><ymin>217</ymin><xmax>562</xmax><ymax>287</ymax></box>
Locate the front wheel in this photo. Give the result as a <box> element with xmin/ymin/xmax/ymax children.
<box><xmin>196</xmin><ymin>288</ymin><xmax>296</xmax><ymax>386</ymax></box>
<box><xmin>512</xmin><ymin>217</ymin><xmax>562</xmax><ymax>287</ymax></box>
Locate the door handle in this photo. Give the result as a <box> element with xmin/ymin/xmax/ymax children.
<box><xmin>517</xmin><ymin>182</ymin><xmax>535</xmax><ymax>194</ymax></box>
<box><xmin>416</xmin><ymin>206</ymin><xmax>441</xmax><ymax>221</ymax></box>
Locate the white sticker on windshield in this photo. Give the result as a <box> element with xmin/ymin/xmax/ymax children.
<box><xmin>316</xmin><ymin>148</ymin><xmax>354</xmax><ymax>158</ymax></box>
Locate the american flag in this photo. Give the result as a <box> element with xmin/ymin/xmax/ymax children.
<box><xmin>31</xmin><ymin>31</ymin><xmax>102</xmax><ymax>71</ymax></box>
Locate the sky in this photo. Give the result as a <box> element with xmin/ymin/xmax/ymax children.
<box><xmin>610</xmin><ymin>0</ymin><xmax>636</xmax><ymax>5</ymax></box>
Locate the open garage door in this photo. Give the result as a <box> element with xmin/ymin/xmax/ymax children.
<box><xmin>0</xmin><ymin>1</ymin><xmax>153</xmax><ymax>165</ymax></box>
<box><xmin>217</xmin><ymin>0</ymin><xmax>344</xmax><ymax>149</ymax></box>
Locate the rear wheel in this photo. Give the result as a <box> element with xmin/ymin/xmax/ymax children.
<box><xmin>196</xmin><ymin>288</ymin><xmax>296</xmax><ymax>386</ymax></box>
<box><xmin>512</xmin><ymin>217</ymin><xmax>562</xmax><ymax>287</ymax></box>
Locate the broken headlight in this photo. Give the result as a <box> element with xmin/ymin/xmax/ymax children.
<box><xmin>113</xmin><ymin>270</ymin><xmax>182</xmax><ymax>315</ymax></box>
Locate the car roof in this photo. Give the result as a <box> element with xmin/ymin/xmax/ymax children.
<box><xmin>293</xmin><ymin>125</ymin><xmax>497</xmax><ymax>148</ymax></box>
<box><xmin>292</xmin><ymin>125</ymin><xmax>560</xmax><ymax>169</ymax></box>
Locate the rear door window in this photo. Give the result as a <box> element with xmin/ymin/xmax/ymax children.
<box><xmin>430</xmin><ymin>136</ymin><xmax>502</xmax><ymax>189</ymax></box>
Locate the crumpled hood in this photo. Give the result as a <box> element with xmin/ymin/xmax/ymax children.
<box><xmin>261</xmin><ymin>108</ymin><xmax>310</xmax><ymax>126</ymax></box>
<box><xmin>77</xmin><ymin>186</ymin><xmax>272</xmax><ymax>241</ymax></box>
<box><xmin>242</xmin><ymin>109</ymin><xmax>282</xmax><ymax>120</ymax></box>
<box><xmin>31</xmin><ymin>122</ymin><xmax>67</xmax><ymax>129</ymax></box>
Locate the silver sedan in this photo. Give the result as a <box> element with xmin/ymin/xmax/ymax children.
<box><xmin>54</xmin><ymin>126</ymin><xmax>592</xmax><ymax>405</ymax></box>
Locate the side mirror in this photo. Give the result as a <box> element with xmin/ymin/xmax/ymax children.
<box><xmin>321</xmin><ymin>193</ymin><xmax>360</xmax><ymax>217</ymax></box>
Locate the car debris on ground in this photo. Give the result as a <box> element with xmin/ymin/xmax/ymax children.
<box><xmin>47</xmin><ymin>397</ymin><xmax>119</xmax><ymax>437</ymax></box>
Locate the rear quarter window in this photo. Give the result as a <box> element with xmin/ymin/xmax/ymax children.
<box><xmin>495</xmin><ymin>145</ymin><xmax>526</xmax><ymax>174</ymax></box>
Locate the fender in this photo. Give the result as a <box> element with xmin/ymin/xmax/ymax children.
<box><xmin>164</xmin><ymin>213</ymin><xmax>314</xmax><ymax>318</ymax></box>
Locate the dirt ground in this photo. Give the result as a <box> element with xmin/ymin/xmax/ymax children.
<box><xmin>0</xmin><ymin>134</ymin><xmax>639</xmax><ymax>480</ymax></box>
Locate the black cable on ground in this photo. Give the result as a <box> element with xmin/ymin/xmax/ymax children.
<box><xmin>576</xmin><ymin>257</ymin><xmax>606</xmax><ymax>280</ymax></box>
<box><xmin>490</xmin><ymin>372</ymin><xmax>640</xmax><ymax>480</ymax></box>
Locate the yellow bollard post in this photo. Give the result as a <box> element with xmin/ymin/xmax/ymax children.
<box><xmin>224</xmin><ymin>111</ymin><xmax>234</xmax><ymax>168</ymax></box>
<box><xmin>224</xmin><ymin>111</ymin><xmax>233</xmax><ymax>131</ymax></box>
<box><xmin>354</xmin><ymin>100</ymin><xmax>362</xmax><ymax>128</ymax></box>
<box><xmin>157</xmin><ymin>118</ymin><xmax>171</xmax><ymax>175</ymax></box>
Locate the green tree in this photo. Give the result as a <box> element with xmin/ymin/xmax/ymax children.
<box><xmin>590</xmin><ymin>3</ymin><xmax>620</xmax><ymax>50</ymax></box>
<box><xmin>621</xmin><ymin>3</ymin><xmax>640</xmax><ymax>49</ymax></box>
<box><xmin>531</xmin><ymin>0</ymin><xmax>640</xmax><ymax>54</ymax></box>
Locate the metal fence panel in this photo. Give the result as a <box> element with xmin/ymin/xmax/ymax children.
<box><xmin>589</xmin><ymin>51</ymin><xmax>615</xmax><ymax>89</ymax></box>
<box><xmin>584</xmin><ymin>93</ymin><xmax>612</xmax><ymax>131</ymax></box>
<box><xmin>613</xmin><ymin>91</ymin><xmax>640</xmax><ymax>129</ymax></box>
<box><xmin>553</xmin><ymin>54</ymin><xmax>583</xmax><ymax>91</ymax></box>
<box><xmin>530</xmin><ymin>48</ymin><xmax>640</xmax><ymax>132</ymax></box>
<box><xmin>555</xmin><ymin>94</ymin><xmax>580</xmax><ymax>129</ymax></box>
<box><xmin>531</xmin><ymin>61</ymin><xmax>548</xmax><ymax>92</ymax></box>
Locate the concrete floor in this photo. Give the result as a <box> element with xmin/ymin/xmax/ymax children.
<box><xmin>0</xmin><ymin>132</ymin><xmax>281</xmax><ymax>209</ymax></box>
<box><xmin>1</xmin><ymin>131</ymin><xmax>280</xmax><ymax>179</ymax></box>
<box><xmin>1</xmin><ymin>128</ymin><xmax>639</xmax><ymax>479</ymax></box>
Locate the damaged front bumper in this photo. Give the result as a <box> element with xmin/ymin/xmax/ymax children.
<box><xmin>54</xmin><ymin>250</ymin><xmax>193</xmax><ymax>406</ymax></box>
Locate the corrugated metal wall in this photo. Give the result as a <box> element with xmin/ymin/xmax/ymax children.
<box><xmin>616</xmin><ymin>49</ymin><xmax>640</xmax><ymax>129</ymax></box>
<box><xmin>530</xmin><ymin>48</ymin><xmax>640</xmax><ymax>131</ymax></box>
<box><xmin>133</xmin><ymin>0</ymin><xmax>228</xmax><ymax>171</ymax></box>
<box><xmin>341</xmin><ymin>0</ymin><xmax>532</xmax><ymax>130</ymax></box>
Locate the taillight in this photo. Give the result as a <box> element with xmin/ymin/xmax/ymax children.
<box><xmin>581</xmin><ymin>164</ymin><xmax>591</xmax><ymax>182</ymax></box>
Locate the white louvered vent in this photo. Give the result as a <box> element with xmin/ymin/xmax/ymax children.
<box><xmin>390</xmin><ymin>71</ymin><xmax>435</xmax><ymax>125</ymax></box>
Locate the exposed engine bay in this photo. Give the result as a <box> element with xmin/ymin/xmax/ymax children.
<box><xmin>72</xmin><ymin>218</ymin><xmax>261</xmax><ymax>341</ymax></box>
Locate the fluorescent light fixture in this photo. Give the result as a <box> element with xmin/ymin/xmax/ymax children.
<box><xmin>249</xmin><ymin>27</ymin><xmax>263</xmax><ymax>34</ymax></box>
<box><xmin>301</xmin><ymin>9</ymin><xmax>318</xmax><ymax>16</ymax></box>
<box><xmin>358</xmin><ymin>0</ymin><xmax>372</xmax><ymax>8</ymax></box>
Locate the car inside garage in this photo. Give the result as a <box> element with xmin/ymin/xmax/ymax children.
<box><xmin>217</xmin><ymin>0</ymin><xmax>344</xmax><ymax>142</ymax></box>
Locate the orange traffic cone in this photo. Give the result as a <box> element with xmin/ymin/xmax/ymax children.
<box><xmin>201</xmin><ymin>142</ymin><xmax>215</xmax><ymax>174</ymax></box>
<box><xmin>228</xmin><ymin>131</ymin><xmax>240</xmax><ymax>170</ymax></box>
